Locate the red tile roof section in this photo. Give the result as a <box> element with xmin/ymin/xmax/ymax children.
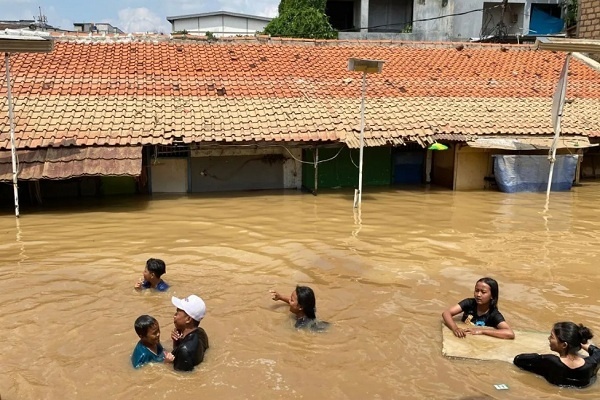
<box><xmin>0</xmin><ymin>37</ymin><xmax>599</xmax><ymax>149</ymax></box>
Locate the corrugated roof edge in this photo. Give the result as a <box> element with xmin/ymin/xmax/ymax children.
<box><xmin>166</xmin><ymin>11</ymin><xmax>272</xmax><ymax>22</ymax></box>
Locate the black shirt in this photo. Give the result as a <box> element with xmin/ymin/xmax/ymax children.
<box><xmin>295</xmin><ymin>317</ymin><xmax>330</xmax><ymax>332</ymax></box>
<box><xmin>172</xmin><ymin>327</ymin><xmax>209</xmax><ymax>371</ymax></box>
<box><xmin>458</xmin><ymin>298</ymin><xmax>505</xmax><ymax>328</ymax></box>
<box><xmin>514</xmin><ymin>345</ymin><xmax>600</xmax><ymax>387</ymax></box>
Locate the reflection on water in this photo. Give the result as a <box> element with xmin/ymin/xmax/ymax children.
<box><xmin>1</xmin><ymin>184</ymin><xmax>600</xmax><ymax>399</ymax></box>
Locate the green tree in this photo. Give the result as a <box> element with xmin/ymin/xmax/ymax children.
<box><xmin>264</xmin><ymin>0</ymin><xmax>337</xmax><ymax>39</ymax></box>
<box><xmin>565</xmin><ymin>0</ymin><xmax>578</xmax><ymax>28</ymax></box>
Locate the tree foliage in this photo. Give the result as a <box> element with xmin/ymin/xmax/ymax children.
<box><xmin>264</xmin><ymin>0</ymin><xmax>337</xmax><ymax>39</ymax></box>
<box><xmin>565</xmin><ymin>0</ymin><xmax>578</xmax><ymax>28</ymax></box>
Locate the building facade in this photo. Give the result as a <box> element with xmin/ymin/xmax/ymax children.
<box><xmin>577</xmin><ymin>0</ymin><xmax>600</xmax><ymax>39</ymax></box>
<box><xmin>166</xmin><ymin>11</ymin><xmax>271</xmax><ymax>36</ymax></box>
<box><xmin>329</xmin><ymin>0</ymin><xmax>565</xmax><ymax>41</ymax></box>
<box><xmin>73</xmin><ymin>22</ymin><xmax>124</xmax><ymax>34</ymax></box>
<box><xmin>1</xmin><ymin>36</ymin><xmax>599</xmax><ymax>204</ymax></box>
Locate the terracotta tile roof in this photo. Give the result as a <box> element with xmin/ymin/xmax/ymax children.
<box><xmin>1</xmin><ymin>37</ymin><xmax>600</xmax><ymax>150</ymax></box>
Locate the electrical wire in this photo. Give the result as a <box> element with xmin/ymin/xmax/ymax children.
<box><xmin>265</xmin><ymin>3</ymin><xmax>505</xmax><ymax>39</ymax></box>
<box><xmin>156</xmin><ymin>143</ymin><xmax>347</xmax><ymax>166</ymax></box>
<box><xmin>349</xmin><ymin>148</ymin><xmax>358</xmax><ymax>169</ymax></box>
<box><xmin>344</xmin><ymin>3</ymin><xmax>505</xmax><ymax>32</ymax></box>
<box><xmin>280</xmin><ymin>144</ymin><xmax>344</xmax><ymax>165</ymax></box>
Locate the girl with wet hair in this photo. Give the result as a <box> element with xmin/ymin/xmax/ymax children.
<box><xmin>270</xmin><ymin>285</ymin><xmax>329</xmax><ymax>332</ymax></box>
<box><xmin>442</xmin><ymin>277</ymin><xmax>515</xmax><ymax>339</ymax></box>
<box><xmin>295</xmin><ymin>286</ymin><xmax>317</xmax><ymax>319</ymax></box>
<box><xmin>514</xmin><ymin>322</ymin><xmax>600</xmax><ymax>387</ymax></box>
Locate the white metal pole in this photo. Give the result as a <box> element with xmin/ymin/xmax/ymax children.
<box><xmin>5</xmin><ymin>52</ymin><xmax>20</xmax><ymax>218</ymax></box>
<box><xmin>545</xmin><ymin>120</ymin><xmax>560</xmax><ymax>199</ymax></box>
<box><xmin>546</xmin><ymin>54</ymin><xmax>570</xmax><ymax>202</ymax></box>
<box><xmin>356</xmin><ymin>71</ymin><xmax>367</xmax><ymax>209</ymax></box>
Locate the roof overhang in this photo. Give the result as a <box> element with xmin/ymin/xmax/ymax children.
<box><xmin>466</xmin><ymin>136</ymin><xmax>594</xmax><ymax>150</ymax></box>
<box><xmin>166</xmin><ymin>11</ymin><xmax>272</xmax><ymax>23</ymax></box>
<box><xmin>0</xmin><ymin>30</ymin><xmax>54</xmax><ymax>53</ymax></box>
<box><xmin>536</xmin><ymin>37</ymin><xmax>600</xmax><ymax>53</ymax></box>
<box><xmin>0</xmin><ymin>146</ymin><xmax>142</xmax><ymax>181</ymax></box>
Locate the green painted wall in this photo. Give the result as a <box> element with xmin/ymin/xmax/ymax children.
<box><xmin>101</xmin><ymin>176</ymin><xmax>137</xmax><ymax>195</ymax></box>
<box><xmin>302</xmin><ymin>146</ymin><xmax>391</xmax><ymax>189</ymax></box>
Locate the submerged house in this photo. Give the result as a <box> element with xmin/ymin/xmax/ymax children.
<box><xmin>1</xmin><ymin>34</ymin><xmax>600</xmax><ymax>204</ymax></box>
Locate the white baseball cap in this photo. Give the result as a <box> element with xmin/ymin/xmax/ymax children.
<box><xmin>171</xmin><ymin>295</ymin><xmax>206</xmax><ymax>322</ymax></box>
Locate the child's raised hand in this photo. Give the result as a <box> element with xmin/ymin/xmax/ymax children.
<box><xmin>270</xmin><ymin>290</ymin><xmax>281</xmax><ymax>301</ymax></box>
<box><xmin>171</xmin><ymin>329</ymin><xmax>183</xmax><ymax>342</ymax></box>
<box><xmin>134</xmin><ymin>278</ymin><xmax>143</xmax><ymax>290</ymax></box>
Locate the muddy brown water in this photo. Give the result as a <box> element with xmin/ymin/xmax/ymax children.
<box><xmin>1</xmin><ymin>184</ymin><xmax>599</xmax><ymax>399</ymax></box>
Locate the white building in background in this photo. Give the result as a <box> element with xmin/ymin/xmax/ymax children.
<box><xmin>327</xmin><ymin>0</ymin><xmax>565</xmax><ymax>42</ymax></box>
<box><xmin>166</xmin><ymin>11</ymin><xmax>272</xmax><ymax>36</ymax></box>
<box><xmin>73</xmin><ymin>22</ymin><xmax>124</xmax><ymax>34</ymax></box>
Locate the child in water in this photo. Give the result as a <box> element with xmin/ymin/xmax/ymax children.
<box><xmin>131</xmin><ymin>315</ymin><xmax>174</xmax><ymax>368</ymax></box>
<box><xmin>270</xmin><ymin>285</ymin><xmax>329</xmax><ymax>332</ymax></box>
<box><xmin>514</xmin><ymin>322</ymin><xmax>600</xmax><ymax>387</ymax></box>
<box><xmin>442</xmin><ymin>277</ymin><xmax>515</xmax><ymax>339</ymax></box>
<box><xmin>170</xmin><ymin>294</ymin><xmax>210</xmax><ymax>371</ymax></box>
<box><xmin>134</xmin><ymin>258</ymin><xmax>169</xmax><ymax>292</ymax></box>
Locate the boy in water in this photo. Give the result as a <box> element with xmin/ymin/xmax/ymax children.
<box><xmin>134</xmin><ymin>258</ymin><xmax>169</xmax><ymax>292</ymax></box>
<box><xmin>170</xmin><ymin>295</ymin><xmax>210</xmax><ymax>371</ymax></box>
<box><xmin>131</xmin><ymin>315</ymin><xmax>174</xmax><ymax>368</ymax></box>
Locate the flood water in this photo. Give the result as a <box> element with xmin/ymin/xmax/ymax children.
<box><xmin>1</xmin><ymin>183</ymin><xmax>600</xmax><ymax>399</ymax></box>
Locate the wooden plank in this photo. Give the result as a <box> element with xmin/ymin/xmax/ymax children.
<box><xmin>442</xmin><ymin>323</ymin><xmax>550</xmax><ymax>363</ymax></box>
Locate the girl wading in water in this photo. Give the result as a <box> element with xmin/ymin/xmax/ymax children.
<box><xmin>514</xmin><ymin>322</ymin><xmax>600</xmax><ymax>387</ymax></box>
<box><xmin>270</xmin><ymin>285</ymin><xmax>329</xmax><ymax>332</ymax></box>
<box><xmin>442</xmin><ymin>277</ymin><xmax>515</xmax><ymax>339</ymax></box>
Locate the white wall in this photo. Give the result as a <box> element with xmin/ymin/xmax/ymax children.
<box><xmin>358</xmin><ymin>0</ymin><xmax>563</xmax><ymax>41</ymax></box>
<box><xmin>172</xmin><ymin>18</ymin><xmax>199</xmax><ymax>32</ymax></box>
<box><xmin>171</xmin><ymin>15</ymin><xmax>269</xmax><ymax>35</ymax></box>
<box><xmin>283</xmin><ymin>148</ymin><xmax>302</xmax><ymax>189</ymax></box>
<box><xmin>150</xmin><ymin>158</ymin><xmax>188</xmax><ymax>193</ymax></box>
<box><xmin>413</xmin><ymin>0</ymin><xmax>455</xmax><ymax>40</ymax></box>
<box><xmin>191</xmin><ymin>147</ymin><xmax>301</xmax><ymax>189</ymax></box>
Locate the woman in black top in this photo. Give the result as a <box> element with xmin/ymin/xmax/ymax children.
<box><xmin>514</xmin><ymin>322</ymin><xmax>600</xmax><ymax>387</ymax></box>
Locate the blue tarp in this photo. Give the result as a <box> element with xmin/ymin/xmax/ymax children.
<box><xmin>493</xmin><ymin>155</ymin><xmax>578</xmax><ymax>193</ymax></box>
<box><xmin>530</xmin><ymin>5</ymin><xmax>564</xmax><ymax>35</ymax></box>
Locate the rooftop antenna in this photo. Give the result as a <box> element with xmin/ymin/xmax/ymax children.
<box><xmin>35</xmin><ymin>7</ymin><xmax>48</xmax><ymax>26</ymax></box>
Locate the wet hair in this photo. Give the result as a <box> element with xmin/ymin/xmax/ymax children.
<box><xmin>296</xmin><ymin>285</ymin><xmax>317</xmax><ymax>319</ymax></box>
<box><xmin>553</xmin><ymin>322</ymin><xmax>594</xmax><ymax>355</ymax></box>
<box><xmin>134</xmin><ymin>315</ymin><xmax>158</xmax><ymax>337</ymax></box>
<box><xmin>476</xmin><ymin>277</ymin><xmax>499</xmax><ymax>310</ymax></box>
<box><xmin>146</xmin><ymin>258</ymin><xmax>166</xmax><ymax>278</ymax></box>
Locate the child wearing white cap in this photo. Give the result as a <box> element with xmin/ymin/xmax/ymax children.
<box><xmin>170</xmin><ymin>294</ymin><xmax>210</xmax><ymax>371</ymax></box>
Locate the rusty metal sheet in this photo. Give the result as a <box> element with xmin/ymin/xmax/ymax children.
<box><xmin>0</xmin><ymin>146</ymin><xmax>142</xmax><ymax>181</ymax></box>
<box><xmin>345</xmin><ymin>136</ymin><xmax>407</xmax><ymax>148</ymax></box>
<box><xmin>0</xmin><ymin>149</ymin><xmax>47</xmax><ymax>181</ymax></box>
<box><xmin>344</xmin><ymin>133</ymin><xmax>470</xmax><ymax>148</ymax></box>
<box><xmin>45</xmin><ymin>146</ymin><xmax>142</xmax><ymax>162</ymax></box>
<box><xmin>43</xmin><ymin>158</ymin><xmax>141</xmax><ymax>179</ymax></box>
